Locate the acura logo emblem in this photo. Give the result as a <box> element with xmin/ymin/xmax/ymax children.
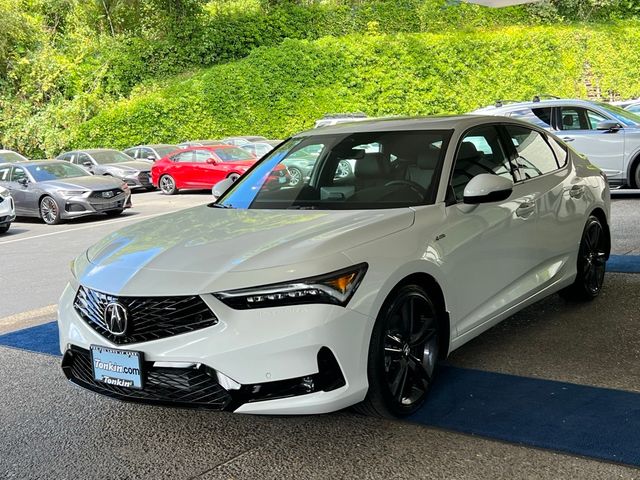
<box><xmin>104</xmin><ymin>302</ymin><xmax>128</xmax><ymax>336</ymax></box>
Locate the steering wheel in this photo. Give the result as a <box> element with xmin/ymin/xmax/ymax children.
<box><xmin>384</xmin><ymin>180</ymin><xmax>428</xmax><ymax>198</ymax></box>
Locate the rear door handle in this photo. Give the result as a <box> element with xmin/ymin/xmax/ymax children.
<box><xmin>562</xmin><ymin>136</ymin><xmax>575</xmax><ymax>142</ymax></box>
<box><xmin>516</xmin><ymin>201</ymin><xmax>536</xmax><ymax>218</ymax></box>
<box><xmin>570</xmin><ymin>184</ymin><xmax>585</xmax><ymax>199</ymax></box>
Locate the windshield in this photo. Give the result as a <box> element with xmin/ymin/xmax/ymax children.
<box><xmin>26</xmin><ymin>162</ymin><xmax>88</xmax><ymax>181</ymax></box>
<box><xmin>217</xmin><ymin>129</ymin><xmax>451</xmax><ymax>210</ymax></box>
<box><xmin>155</xmin><ymin>146</ymin><xmax>179</xmax><ymax>157</ymax></box>
<box><xmin>91</xmin><ymin>150</ymin><xmax>135</xmax><ymax>164</ymax></box>
<box><xmin>596</xmin><ymin>102</ymin><xmax>640</xmax><ymax>126</ymax></box>
<box><xmin>216</xmin><ymin>147</ymin><xmax>255</xmax><ymax>162</ymax></box>
<box><xmin>0</xmin><ymin>151</ymin><xmax>27</xmax><ymax>163</ymax></box>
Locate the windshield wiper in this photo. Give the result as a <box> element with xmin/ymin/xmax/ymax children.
<box><xmin>287</xmin><ymin>205</ymin><xmax>318</xmax><ymax>210</ymax></box>
<box><xmin>211</xmin><ymin>203</ymin><xmax>234</xmax><ymax>209</ymax></box>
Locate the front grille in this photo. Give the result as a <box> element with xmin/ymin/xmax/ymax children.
<box><xmin>62</xmin><ymin>347</ymin><xmax>231</xmax><ymax>409</ymax></box>
<box><xmin>89</xmin><ymin>199</ymin><xmax>125</xmax><ymax>212</ymax></box>
<box><xmin>138</xmin><ymin>172</ymin><xmax>151</xmax><ymax>185</ymax></box>
<box><xmin>74</xmin><ymin>286</ymin><xmax>219</xmax><ymax>345</ymax></box>
<box><xmin>90</xmin><ymin>188</ymin><xmax>123</xmax><ymax>199</ymax></box>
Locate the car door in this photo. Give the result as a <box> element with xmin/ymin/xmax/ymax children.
<box><xmin>502</xmin><ymin>124</ymin><xmax>586</xmax><ymax>285</ymax></box>
<box><xmin>7</xmin><ymin>166</ymin><xmax>37</xmax><ymax>215</ymax></box>
<box><xmin>167</xmin><ymin>150</ymin><xmax>195</xmax><ymax>187</ymax></box>
<box><xmin>193</xmin><ymin>149</ymin><xmax>223</xmax><ymax>187</ymax></box>
<box><xmin>433</xmin><ymin>124</ymin><xmax>541</xmax><ymax>338</ymax></box>
<box><xmin>555</xmin><ymin>106</ymin><xmax>625</xmax><ymax>181</ymax></box>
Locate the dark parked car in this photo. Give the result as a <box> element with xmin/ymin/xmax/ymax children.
<box><xmin>123</xmin><ymin>144</ymin><xmax>179</xmax><ymax>162</ymax></box>
<box><xmin>0</xmin><ymin>161</ymin><xmax>131</xmax><ymax>225</ymax></box>
<box><xmin>57</xmin><ymin>149</ymin><xmax>153</xmax><ymax>190</ymax></box>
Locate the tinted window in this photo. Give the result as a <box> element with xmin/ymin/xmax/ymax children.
<box><xmin>77</xmin><ymin>153</ymin><xmax>92</xmax><ymax>165</ymax></box>
<box><xmin>0</xmin><ymin>165</ymin><xmax>11</xmax><ymax>181</ymax></box>
<box><xmin>505</xmin><ymin>126</ymin><xmax>559</xmax><ymax>180</ymax></box>
<box><xmin>509</xmin><ymin>107</ymin><xmax>552</xmax><ymax>129</ymax></box>
<box><xmin>91</xmin><ymin>150</ymin><xmax>134</xmax><ymax>164</ymax></box>
<box><xmin>10</xmin><ymin>167</ymin><xmax>27</xmax><ymax>182</ymax></box>
<box><xmin>451</xmin><ymin>125</ymin><xmax>513</xmax><ymax>201</ymax></box>
<box><xmin>547</xmin><ymin>135</ymin><xmax>568</xmax><ymax>168</ymax></box>
<box><xmin>215</xmin><ymin>147</ymin><xmax>255</xmax><ymax>162</ymax></box>
<box><xmin>155</xmin><ymin>146</ymin><xmax>178</xmax><ymax>157</ymax></box>
<box><xmin>171</xmin><ymin>151</ymin><xmax>194</xmax><ymax>163</ymax></box>
<box><xmin>219</xmin><ymin>130</ymin><xmax>451</xmax><ymax>210</ymax></box>
<box><xmin>26</xmin><ymin>163</ymin><xmax>88</xmax><ymax>181</ymax></box>
<box><xmin>194</xmin><ymin>150</ymin><xmax>213</xmax><ymax>163</ymax></box>
<box><xmin>559</xmin><ymin>107</ymin><xmax>590</xmax><ymax>130</ymax></box>
<box><xmin>586</xmin><ymin>110</ymin><xmax>607</xmax><ymax>129</ymax></box>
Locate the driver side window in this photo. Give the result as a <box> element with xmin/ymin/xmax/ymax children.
<box><xmin>10</xmin><ymin>167</ymin><xmax>27</xmax><ymax>182</ymax></box>
<box><xmin>451</xmin><ymin>125</ymin><xmax>513</xmax><ymax>201</ymax></box>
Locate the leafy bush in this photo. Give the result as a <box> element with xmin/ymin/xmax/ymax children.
<box><xmin>73</xmin><ymin>24</ymin><xmax>640</xmax><ymax>150</ymax></box>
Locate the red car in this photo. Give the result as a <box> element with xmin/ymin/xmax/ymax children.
<box><xmin>151</xmin><ymin>145</ymin><xmax>257</xmax><ymax>195</ymax></box>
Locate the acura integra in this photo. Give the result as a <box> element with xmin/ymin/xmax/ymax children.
<box><xmin>59</xmin><ymin>116</ymin><xmax>610</xmax><ymax>417</ymax></box>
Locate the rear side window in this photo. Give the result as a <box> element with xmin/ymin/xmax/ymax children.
<box><xmin>508</xmin><ymin>107</ymin><xmax>552</xmax><ymax>129</ymax></box>
<box><xmin>505</xmin><ymin>125</ymin><xmax>559</xmax><ymax>180</ymax></box>
<box><xmin>547</xmin><ymin>135</ymin><xmax>568</xmax><ymax>168</ymax></box>
<box><xmin>171</xmin><ymin>151</ymin><xmax>194</xmax><ymax>163</ymax></box>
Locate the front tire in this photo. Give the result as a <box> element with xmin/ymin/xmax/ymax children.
<box><xmin>0</xmin><ymin>224</ymin><xmax>9</xmax><ymax>234</ymax></box>
<box><xmin>40</xmin><ymin>196</ymin><xmax>61</xmax><ymax>225</ymax></box>
<box><xmin>560</xmin><ymin>215</ymin><xmax>608</xmax><ymax>301</ymax></box>
<box><xmin>159</xmin><ymin>175</ymin><xmax>178</xmax><ymax>195</ymax></box>
<box><xmin>356</xmin><ymin>284</ymin><xmax>440</xmax><ymax>418</ymax></box>
<box><xmin>288</xmin><ymin>167</ymin><xmax>303</xmax><ymax>186</ymax></box>
<box><xmin>104</xmin><ymin>209</ymin><xmax>124</xmax><ymax>217</ymax></box>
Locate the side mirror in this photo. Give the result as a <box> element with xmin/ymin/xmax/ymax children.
<box><xmin>18</xmin><ymin>178</ymin><xmax>29</xmax><ymax>187</ymax></box>
<box><xmin>596</xmin><ymin>120</ymin><xmax>621</xmax><ymax>132</ymax></box>
<box><xmin>146</xmin><ymin>155</ymin><xmax>156</xmax><ymax>161</ymax></box>
<box><xmin>83</xmin><ymin>161</ymin><xmax>92</xmax><ymax>167</ymax></box>
<box><xmin>463</xmin><ymin>174</ymin><xmax>513</xmax><ymax>205</ymax></box>
<box><xmin>211</xmin><ymin>177</ymin><xmax>235</xmax><ymax>200</ymax></box>
<box><xmin>206</xmin><ymin>158</ymin><xmax>217</xmax><ymax>164</ymax></box>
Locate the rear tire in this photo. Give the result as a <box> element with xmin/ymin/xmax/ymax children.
<box><xmin>40</xmin><ymin>195</ymin><xmax>61</xmax><ymax>225</ymax></box>
<box><xmin>560</xmin><ymin>215</ymin><xmax>608</xmax><ymax>301</ymax></box>
<box><xmin>159</xmin><ymin>175</ymin><xmax>178</xmax><ymax>195</ymax></box>
<box><xmin>227</xmin><ymin>173</ymin><xmax>240</xmax><ymax>182</ymax></box>
<box><xmin>632</xmin><ymin>161</ymin><xmax>640</xmax><ymax>189</ymax></box>
<box><xmin>355</xmin><ymin>284</ymin><xmax>440</xmax><ymax>418</ymax></box>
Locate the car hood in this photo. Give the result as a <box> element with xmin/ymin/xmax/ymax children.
<box><xmin>80</xmin><ymin>206</ymin><xmax>415</xmax><ymax>295</ymax></box>
<box><xmin>41</xmin><ymin>175</ymin><xmax>123</xmax><ymax>190</ymax></box>
<box><xmin>105</xmin><ymin>161</ymin><xmax>151</xmax><ymax>172</ymax></box>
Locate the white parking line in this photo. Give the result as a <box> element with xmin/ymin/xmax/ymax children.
<box><xmin>0</xmin><ymin>212</ymin><xmax>165</xmax><ymax>246</ymax></box>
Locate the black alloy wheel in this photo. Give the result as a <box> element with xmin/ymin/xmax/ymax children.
<box><xmin>159</xmin><ymin>175</ymin><xmax>178</xmax><ymax>195</ymax></box>
<box><xmin>561</xmin><ymin>215</ymin><xmax>608</xmax><ymax>301</ymax></box>
<box><xmin>356</xmin><ymin>284</ymin><xmax>440</xmax><ymax>418</ymax></box>
<box><xmin>40</xmin><ymin>196</ymin><xmax>61</xmax><ymax>225</ymax></box>
<box><xmin>288</xmin><ymin>167</ymin><xmax>302</xmax><ymax>186</ymax></box>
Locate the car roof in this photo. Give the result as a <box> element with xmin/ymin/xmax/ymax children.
<box><xmin>0</xmin><ymin>159</ymin><xmax>65</xmax><ymax>168</ymax></box>
<box><xmin>180</xmin><ymin>144</ymin><xmax>238</xmax><ymax>151</ymax></box>
<box><xmin>294</xmin><ymin>115</ymin><xmax>517</xmax><ymax>136</ymax></box>
<box><xmin>128</xmin><ymin>144</ymin><xmax>177</xmax><ymax>149</ymax></box>
<box><xmin>474</xmin><ymin>98</ymin><xmax>604</xmax><ymax>114</ymax></box>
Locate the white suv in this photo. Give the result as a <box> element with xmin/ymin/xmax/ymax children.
<box><xmin>0</xmin><ymin>186</ymin><xmax>15</xmax><ymax>234</ymax></box>
<box><xmin>474</xmin><ymin>98</ymin><xmax>640</xmax><ymax>188</ymax></box>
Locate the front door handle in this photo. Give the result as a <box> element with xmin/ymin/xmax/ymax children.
<box><xmin>569</xmin><ymin>184</ymin><xmax>585</xmax><ymax>199</ymax></box>
<box><xmin>516</xmin><ymin>201</ymin><xmax>536</xmax><ymax>218</ymax></box>
<box><xmin>562</xmin><ymin>136</ymin><xmax>575</xmax><ymax>142</ymax></box>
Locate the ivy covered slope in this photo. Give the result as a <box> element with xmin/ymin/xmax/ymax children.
<box><xmin>74</xmin><ymin>24</ymin><xmax>640</xmax><ymax>149</ymax></box>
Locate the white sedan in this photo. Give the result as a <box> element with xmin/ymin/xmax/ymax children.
<box><xmin>59</xmin><ymin>116</ymin><xmax>610</xmax><ymax>417</ymax></box>
<box><xmin>0</xmin><ymin>186</ymin><xmax>16</xmax><ymax>234</ymax></box>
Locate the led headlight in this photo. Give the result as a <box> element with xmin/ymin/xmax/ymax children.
<box><xmin>214</xmin><ymin>263</ymin><xmax>368</xmax><ymax>309</ymax></box>
<box><xmin>59</xmin><ymin>190</ymin><xmax>89</xmax><ymax>198</ymax></box>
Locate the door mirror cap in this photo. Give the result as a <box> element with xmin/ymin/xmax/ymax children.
<box><xmin>17</xmin><ymin>178</ymin><xmax>29</xmax><ymax>187</ymax></box>
<box><xmin>463</xmin><ymin>174</ymin><xmax>513</xmax><ymax>205</ymax></box>
<box><xmin>82</xmin><ymin>161</ymin><xmax>92</xmax><ymax>167</ymax></box>
<box><xmin>211</xmin><ymin>178</ymin><xmax>235</xmax><ymax>200</ymax></box>
<box><xmin>206</xmin><ymin>157</ymin><xmax>217</xmax><ymax>164</ymax></box>
<box><xmin>596</xmin><ymin>120</ymin><xmax>621</xmax><ymax>132</ymax></box>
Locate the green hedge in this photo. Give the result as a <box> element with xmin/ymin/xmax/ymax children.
<box><xmin>71</xmin><ymin>24</ymin><xmax>640</xmax><ymax>149</ymax></box>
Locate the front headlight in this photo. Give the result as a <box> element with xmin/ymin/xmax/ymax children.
<box><xmin>59</xmin><ymin>190</ymin><xmax>89</xmax><ymax>198</ymax></box>
<box><xmin>214</xmin><ymin>263</ymin><xmax>368</xmax><ymax>309</ymax></box>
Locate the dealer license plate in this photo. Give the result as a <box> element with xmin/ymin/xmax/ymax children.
<box><xmin>90</xmin><ymin>345</ymin><xmax>143</xmax><ymax>389</ymax></box>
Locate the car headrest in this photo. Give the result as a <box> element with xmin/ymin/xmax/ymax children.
<box><xmin>355</xmin><ymin>153</ymin><xmax>389</xmax><ymax>179</ymax></box>
<box><xmin>458</xmin><ymin>141</ymin><xmax>480</xmax><ymax>160</ymax></box>
<box><xmin>417</xmin><ymin>148</ymin><xmax>440</xmax><ymax>170</ymax></box>
<box><xmin>563</xmin><ymin>115</ymin><xmax>574</xmax><ymax>127</ymax></box>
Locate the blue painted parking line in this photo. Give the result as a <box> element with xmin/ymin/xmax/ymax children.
<box><xmin>607</xmin><ymin>255</ymin><xmax>640</xmax><ymax>273</ymax></box>
<box><xmin>2</xmin><ymin>319</ymin><xmax>640</xmax><ymax>467</ymax></box>
<box><xmin>410</xmin><ymin>366</ymin><xmax>640</xmax><ymax>468</ymax></box>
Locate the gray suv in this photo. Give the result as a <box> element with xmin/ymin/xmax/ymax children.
<box><xmin>474</xmin><ymin>98</ymin><xmax>640</xmax><ymax>188</ymax></box>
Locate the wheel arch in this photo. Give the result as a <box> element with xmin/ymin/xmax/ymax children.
<box><xmin>383</xmin><ymin>272</ymin><xmax>451</xmax><ymax>360</ymax></box>
<box><xmin>589</xmin><ymin>207</ymin><xmax>611</xmax><ymax>259</ymax></box>
<box><xmin>627</xmin><ymin>150</ymin><xmax>640</xmax><ymax>188</ymax></box>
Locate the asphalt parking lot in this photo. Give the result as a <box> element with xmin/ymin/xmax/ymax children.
<box><xmin>0</xmin><ymin>191</ymin><xmax>639</xmax><ymax>479</ymax></box>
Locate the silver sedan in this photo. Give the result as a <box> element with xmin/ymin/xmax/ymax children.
<box><xmin>0</xmin><ymin>161</ymin><xmax>131</xmax><ymax>225</ymax></box>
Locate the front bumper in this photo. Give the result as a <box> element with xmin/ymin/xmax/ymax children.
<box><xmin>58</xmin><ymin>282</ymin><xmax>373</xmax><ymax>414</ymax></box>
<box><xmin>122</xmin><ymin>171</ymin><xmax>152</xmax><ymax>190</ymax></box>
<box><xmin>0</xmin><ymin>196</ymin><xmax>15</xmax><ymax>225</ymax></box>
<box><xmin>59</xmin><ymin>191</ymin><xmax>132</xmax><ymax>220</ymax></box>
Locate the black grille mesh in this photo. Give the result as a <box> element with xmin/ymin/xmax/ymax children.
<box><xmin>89</xmin><ymin>188</ymin><xmax>123</xmax><ymax>199</ymax></box>
<box><xmin>73</xmin><ymin>286</ymin><xmax>218</xmax><ymax>345</ymax></box>
<box><xmin>62</xmin><ymin>347</ymin><xmax>231</xmax><ymax>409</ymax></box>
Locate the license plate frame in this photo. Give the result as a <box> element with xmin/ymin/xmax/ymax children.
<box><xmin>90</xmin><ymin>345</ymin><xmax>144</xmax><ymax>390</ymax></box>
